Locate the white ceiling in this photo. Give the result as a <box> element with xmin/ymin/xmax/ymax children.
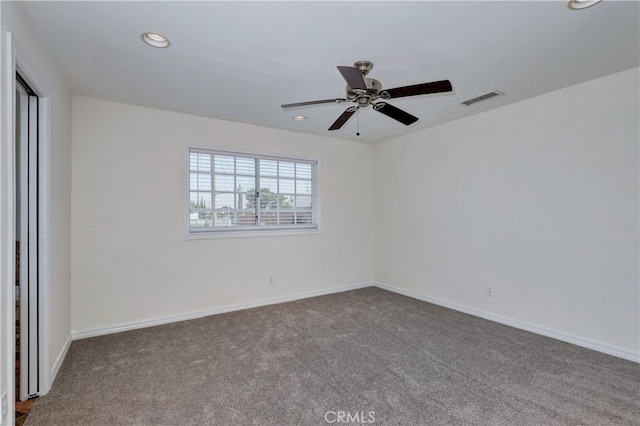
<box><xmin>23</xmin><ymin>1</ymin><xmax>639</xmax><ymax>144</ymax></box>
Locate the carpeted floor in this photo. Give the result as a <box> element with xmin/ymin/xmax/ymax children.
<box><xmin>26</xmin><ymin>287</ymin><xmax>639</xmax><ymax>425</ymax></box>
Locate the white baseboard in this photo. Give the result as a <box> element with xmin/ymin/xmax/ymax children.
<box><xmin>48</xmin><ymin>333</ymin><xmax>72</xmax><ymax>392</ymax></box>
<box><xmin>72</xmin><ymin>281</ymin><xmax>372</xmax><ymax>340</ymax></box>
<box><xmin>373</xmin><ymin>281</ymin><xmax>639</xmax><ymax>363</ymax></box>
<box><xmin>70</xmin><ymin>281</ymin><xmax>638</xmax><ymax>363</ymax></box>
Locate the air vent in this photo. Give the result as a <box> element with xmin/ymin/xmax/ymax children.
<box><xmin>461</xmin><ymin>91</ymin><xmax>503</xmax><ymax>106</ymax></box>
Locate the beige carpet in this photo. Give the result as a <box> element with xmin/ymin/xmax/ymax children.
<box><xmin>26</xmin><ymin>287</ymin><xmax>639</xmax><ymax>425</ymax></box>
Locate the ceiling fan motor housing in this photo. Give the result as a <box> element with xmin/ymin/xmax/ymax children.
<box><xmin>346</xmin><ymin>78</ymin><xmax>384</xmax><ymax>106</ymax></box>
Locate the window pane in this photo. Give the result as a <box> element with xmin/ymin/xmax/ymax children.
<box><xmin>296</xmin><ymin>163</ymin><xmax>312</xmax><ymax>179</ymax></box>
<box><xmin>214</xmin><ymin>192</ymin><xmax>236</xmax><ymax>210</ymax></box>
<box><xmin>237</xmin><ymin>191</ymin><xmax>251</xmax><ymax>209</ymax></box>
<box><xmin>261</xmin><ymin>177</ymin><xmax>278</xmax><ymax>193</ymax></box>
<box><xmin>236</xmin><ymin>157</ymin><xmax>255</xmax><ymax>176</ymax></box>
<box><xmin>279</xmin><ymin>195</ymin><xmax>294</xmax><ymax>209</ymax></box>
<box><xmin>214</xmin><ymin>174</ymin><xmax>235</xmax><ymax>191</ymax></box>
<box><xmin>258</xmin><ymin>210</ymin><xmax>278</xmax><ymax>226</ymax></box>
<box><xmin>190</xmin><ymin>152</ymin><xmax>211</xmax><ymax>172</ymax></box>
<box><xmin>279</xmin><ymin>196</ymin><xmax>295</xmax><ymax>225</ymax></box>
<box><xmin>279</xmin><ymin>161</ymin><xmax>295</xmax><ymax>178</ymax></box>
<box><xmin>279</xmin><ymin>210</ymin><xmax>295</xmax><ymax>225</ymax></box>
<box><xmin>296</xmin><ymin>180</ymin><xmax>311</xmax><ymax>195</ymax></box>
<box><xmin>295</xmin><ymin>195</ymin><xmax>312</xmax><ymax>208</ymax></box>
<box><xmin>237</xmin><ymin>211</ymin><xmax>255</xmax><ymax>226</ymax></box>
<box><xmin>190</xmin><ymin>192</ymin><xmax>211</xmax><ymax>210</ymax></box>
<box><xmin>190</xmin><ymin>173</ymin><xmax>211</xmax><ymax>191</ymax></box>
<box><xmin>260</xmin><ymin>192</ymin><xmax>279</xmax><ymax>209</ymax></box>
<box><xmin>190</xmin><ymin>192</ymin><xmax>212</xmax><ymax>228</ymax></box>
<box><xmin>260</xmin><ymin>159</ymin><xmax>278</xmax><ymax>177</ymax></box>
<box><xmin>279</xmin><ymin>178</ymin><xmax>295</xmax><ymax>194</ymax></box>
<box><xmin>214</xmin><ymin>155</ymin><xmax>235</xmax><ymax>174</ymax></box>
<box><xmin>296</xmin><ymin>208</ymin><xmax>313</xmax><ymax>224</ymax></box>
<box><xmin>242</xmin><ymin>189</ymin><xmax>258</xmax><ymax>209</ymax></box>
<box><xmin>214</xmin><ymin>207</ymin><xmax>236</xmax><ymax>227</ymax></box>
<box><xmin>236</xmin><ymin>175</ymin><xmax>255</xmax><ymax>192</ymax></box>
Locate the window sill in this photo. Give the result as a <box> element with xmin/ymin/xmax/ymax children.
<box><xmin>185</xmin><ymin>227</ymin><xmax>320</xmax><ymax>240</ymax></box>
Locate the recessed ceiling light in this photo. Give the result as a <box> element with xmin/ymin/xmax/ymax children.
<box><xmin>141</xmin><ymin>32</ymin><xmax>170</xmax><ymax>48</ymax></box>
<box><xmin>567</xmin><ymin>0</ymin><xmax>603</xmax><ymax>10</ymax></box>
<box><xmin>293</xmin><ymin>115</ymin><xmax>307</xmax><ymax>122</ymax></box>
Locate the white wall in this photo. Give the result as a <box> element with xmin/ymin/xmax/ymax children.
<box><xmin>1</xmin><ymin>0</ymin><xmax>72</xmax><ymax>421</ymax></box>
<box><xmin>374</xmin><ymin>68</ymin><xmax>639</xmax><ymax>360</ymax></box>
<box><xmin>0</xmin><ymin>5</ymin><xmax>9</xmax><ymax>423</ymax></box>
<box><xmin>71</xmin><ymin>96</ymin><xmax>373</xmax><ymax>334</ymax></box>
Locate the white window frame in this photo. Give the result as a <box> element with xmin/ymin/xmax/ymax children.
<box><xmin>185</xmin><ymin>146</ymin><xmax>320</xmax><ymax>239</ymax></box>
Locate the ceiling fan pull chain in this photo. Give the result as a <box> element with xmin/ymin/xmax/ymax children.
<box><xmin>356</xmin><ymin>108</ymin><xmax>360</xmax><ymax>136</ymax></box>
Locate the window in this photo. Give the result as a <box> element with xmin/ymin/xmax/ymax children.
<box><xmin>187</xmin><ymin>147</ymin><xmax>319</xmax><ymax>237</ymax></box>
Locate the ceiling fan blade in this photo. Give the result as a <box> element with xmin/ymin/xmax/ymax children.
<box><xmin>337</xmin><ymin>66</ymin><xmax>366</xmax><ymax>90</ymax></box>
<box><xmin>374</xmin><ymin>102</ymin><xmax>419</xmax><ymax>126</ymax></box>
<box><xmin>329</xmin><ymin>106</ymin><xmax>358</xmax><ymax>131</ymax></box>
<box><xmin>281</xmin><ymin>98</ymin><xmax>347</xmax><ymax>109</ymax></box>
<box><xmin>385</xmin><ymin>80</ymin><xmax>452</xmax><ymax>99</ymax></box>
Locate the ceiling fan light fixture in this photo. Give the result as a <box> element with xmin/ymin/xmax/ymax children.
<box><xmin>293</xmin><ymin>115</ymin><xmax>307</xmax><ymax>121</ymax></box>
<box><xmin>567</xmin><ymin>0</ymin><xmax>603</xmax><ymax>10</ymax></box>
<box><xmin>141</xmin><ymin>32</ymin><xmax>170</xmax><ymax>48</ymax></box>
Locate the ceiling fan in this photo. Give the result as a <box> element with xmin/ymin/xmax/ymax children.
<box><xmin>281</xmin><ymin>60</ymin><xmax>453</xmax><ymax>131</ymax></box>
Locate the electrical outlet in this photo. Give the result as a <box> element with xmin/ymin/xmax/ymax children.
<box><xmin>1</xmin><ymin>392</ymin><xmax>7</xmax><ymax>424</ymax></box>
<box><xmin>487</xmin><ymin>286</ymin><xmax>494</xmax><ymax>297</ymax></box>
<box><xmin>268</xmin><ymin>275</ymin><xmax>274</xmax><ymax>285</ymax></box>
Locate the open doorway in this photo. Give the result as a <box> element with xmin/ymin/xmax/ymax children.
<box><xmin>15</xmin><ymin>72</ymin><xmax>40</xmax><ymax>424</ymax></box>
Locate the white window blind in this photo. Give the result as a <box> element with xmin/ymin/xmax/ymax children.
<box><xmin>188</xmin><ymin>147</ymin><xmax>318</xmax><ymax>235</ymax></box>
